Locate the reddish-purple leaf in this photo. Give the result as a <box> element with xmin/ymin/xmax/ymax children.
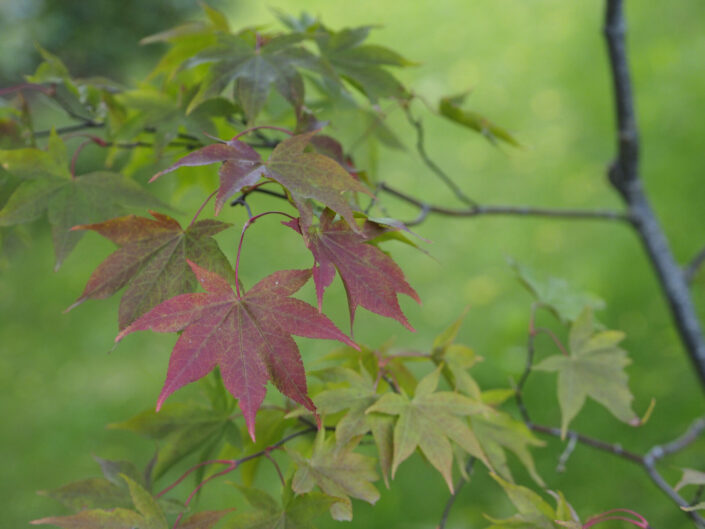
<box><xmin>151</xmin><ymin>132</ymin><xmax>371</xmax><ymax>227</ymax></box>
<box><xmin>150</xmin><ymin>141</ymin><xmax>266</xmax><ymax>214</ymax></box>
<box><xmin>116</xmin><ymin>261</ymin><xmax>357</xmax><ymax>440</ymax></box>
<box><xmin>287</xmin><ymin>209</ymin><xmax>419</xmax><ymax>331</ymax></box>
<box><xmin>69</xmin><ymin>211</ymin><xmax>233</xmax><ymax>329</ymax></box>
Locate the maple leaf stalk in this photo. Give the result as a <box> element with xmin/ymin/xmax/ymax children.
<box><xmin>232</xmin><ymin>125</ymin><xmax>294</xmax><ymax>142</ymax></box>
<box><xmin>234</xmin><ymin>210</ymin><xmax>296</xmax><ymax>298</ymax></box>
<box><xmin>187</xmin><ymin>189</ymin><xmax>218</xmax><ymax>229</ymax></box>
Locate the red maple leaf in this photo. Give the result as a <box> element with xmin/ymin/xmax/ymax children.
<box><xmin>116</xmin><ymin>261</ymin><xmax>357</xmax><ymax>440</ymax></box>
<box><xmin>286</xmin><ymin>209</ymin><xmax>420</xmax><ymax>331</ymax></box>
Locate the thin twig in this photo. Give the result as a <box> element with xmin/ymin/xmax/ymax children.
<box><xmin>402</xmin><ymin>105</ymin><xmax>477</xmax><ymax>207</ymax></box>
<box><xmin>438</xmin><ymin>458</ymin><xmax>476</xmax><ymax>529</ymax></box>
<box><xmin>379</xmin><ymin>182</ymin><xmax>632</xmax><ymax>223</ymax></box>
<box><xmin>684</xmin><ymin>246</ymin><xmax>705</xmax><ymax>284</ymax></box>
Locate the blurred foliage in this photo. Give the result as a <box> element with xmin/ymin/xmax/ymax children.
<box><xmin>0</xmin><ymin>0</ymin><xmax>228</xmax><ymax>84</ymax></box>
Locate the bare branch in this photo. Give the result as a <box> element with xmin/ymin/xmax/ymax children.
<box><xmin>604</xmin><ymin>0</ymin><xmax>705</xmax><ymax>389</ymax></box>
<box><xmin>402</xmin><ymin>105</ymin><xmax>477</xmax><ymax>207</ymax></box>
<box><xmin>379</xmin><ymin>182</ymin><xmax>632</xmax><ymax>223</ymax></box>
<box><xmin>437</xmin><ymin>458</ymin><xmax>476</xmax><ymax>529</ymax></box>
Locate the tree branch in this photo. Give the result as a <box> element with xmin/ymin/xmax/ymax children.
<box><xmin>379</xmin><ymin>182</ymin><xmax>632</xmax><ymax>223</ymax></box>
<box><xmin>402</xmin><ymin>105</ymin><xmax>477</xmax><ymax>207</ymax></box>
<box><xmin>437</xmin><ymin>457</ymin><xmax>476</xmax><ymax>529</ymax></box>
<box><xmin>604</xmin><ymin>0</ymin><xmax>705</xmax><ymax>389</ymax></box>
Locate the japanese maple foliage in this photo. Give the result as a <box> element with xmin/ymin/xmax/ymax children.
<box><xmin>116</xmin><ymin>261</ymin><xmax>357</xmax><ymax>440</ymax></box>
<box><xmin>0</xmin><ymin>3</ymin><xmax>680</xmax><ymax>529</ymax></box>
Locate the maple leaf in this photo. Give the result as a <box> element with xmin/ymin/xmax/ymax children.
<box><xmin>289</xmin><ymin>429</ymin><xmax>380</xmax><ymax>521</ymax></box>
<box><xmin>33</xmin><ymin>473</ymin><xmax>231</xmax><ymax>529</ymax></box>
<box><xmin>485</xmin><ymin>474</ymin><xmax>579</xmax><ymax>529</ymax></box>
<box><xmin>534</xmin><ymin>307</ymin><xmax>639</xmax><ymax>438</ymax></box>
<box><xmin>439</xmin><ymin>92</ymin><xmax>521</xmax><ymax>148</ymax></box>
<box><xmin>69</xmin><ymin>211</ymin><xmax>233</xmax><ymax>329</ymax></box>
<box><xmin>151</xmin><ymin>140</ymin><xmax>266</xmax><ymax>214</ymax></box>
<box><xmin>313</xmin><ymin>25</ymin><xmax>413</xmax><ymax>101</ymax></box>
<box><xmin>312</xmin><ymin>366</ymin><xmax>394</xmax><ymax>485</ymax></box>
<box><xmin>183</xmin><ymin>33</ymin><xmax>323</xmax><ymax>121</ymax></box>
<box><xmin>231</xmin><ymin>485</ymin><xmax>335</xmax><ymax>529</ymax></box>
<box><xmin>116</xmin><ymin>261</ymin><xmax>356</xmax><ymax>440</ymax></box>
<box><xmin>510</xmin><ymin>259</ymin><xmax>605</xmax><ymax>324</ymax></box>
<box><xmin>152</xmin><ymin>131</ymin><xmax>372</xmax><ymax>228</ymax></box>
<box><xmin>366</xmin><ymin>365</ymin><xmax>492</xmax><ymax>491</ymax></box>
<box><xmin>0</xmin><ymin>133</ymin><xmax>164</xmax><ymax>269</ymax></box>
<box><xmin>287</xmin><ymin>208</ymin><xmax>420</xmax><ymax>331</ymax></box>
<box><xmin>108</xmin><ymin>402</ymin><xmax>235</xmax><ymax>480</ymax></box>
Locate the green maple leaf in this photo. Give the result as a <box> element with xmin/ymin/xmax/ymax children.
<box><xmin>289</xmin><ymin>429</ymin><xmax>379</xmax><ymax>521</ymax></box>
<box><xmin>534</xmin><ymin>307</ymin><xmax>639</xmax><ymax>438</ymax></box>
<box><xmin>231</xmin><ymin>485</ymin><xmax>335</xmax><ymax>529</ymax></box>
<box><xmin>184</xmin><ymin>33</ymin><xmax>321</xmax><ymax>121</ymax></box>
<box><xmin>472</xmin><ymin>411</ymin><xmax>545</xmax><ymax>486</ymax></box>
<box><xmin>439</xmin><ymin>91</ymin><xmax>521</xmax><ymax>148</ymax></box>
<box><xmin>366</xmin><ymin>365</ymin><xmax>492</xmax><ymax>491</ymax></box>
<box><xmin>0</xmin><ymin>133</ymin><xmax>163</xmax><ymax>269</ymax></box>
<box><xmin>32</xmin><ymin>475</ymin><xmax>167</xmax><ymax>529</ymax></box>
<box><xmin>312</xmin><ymin>366</ymin><xmax>394</xmax><ymax>485</ymax></box>
<box><xmin>108</xmin><ymin>402</ymin><xmax>234</xmax><ymax>480</ymax></box>
<box><xmin>510</xmin><ymin>259</ymin><xmax>605</xmax><ymax>324</ymax></box>
<box><xmin>675</xmin><ymin>468</ymin><xmax>705</xmax><ymax>510</ymax></box>
<box><xmin>485</xmin><ymin>474</ymin><xmax>579</xmax><ymax>529</ymax></box>
<box><xmin>313</xmin><ymin>25</ymin><xmax>414</xmax><ymax>102</ymax></box>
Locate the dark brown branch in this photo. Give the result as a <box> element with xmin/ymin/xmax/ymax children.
<box><xmin>379</xmin><ymin>182</ymin><xmax>632</xmax><ymax>223</ymax></box>
<box><xmin>437</xmin><ymin>457</ymin><xmax>476</xmax><ymax>529</ymax></box>
<box><xmin>402</xmin><ymin>105</ymin><xmax>477</xmax><ymax>207</ymax></box>
<box><xmin>604</xmin><ymin>0</ymin><xmax>705</xmax><ymax>389</ymax></box>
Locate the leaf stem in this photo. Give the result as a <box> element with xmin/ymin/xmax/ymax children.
<box><xmin>233</xmin><ymin>125</ymin><xmax>293</xmax><ymax>141</ymax></box>
<box><xmin>69</xmin><ymin>139</ymin><xmax>95</xmax><ymax>179</ymax></box>
<box><xmin>534</xmin><ymin>327</ymin><xmax>569</xmax><ymax>356</ymax></box>
<box><xmin>188</xmin><ymin>189</ymin><xmax>218</xmax><ymax>229</ymax></box>
<box><xmin>234</xmin><ymin>210</ymin><xmax>296</xmax><ymax>297</ymax></box>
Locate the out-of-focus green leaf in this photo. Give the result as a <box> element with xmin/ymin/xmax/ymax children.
<box><xmin>485</xmin><ymin>474</ymin><xmax>579</xmax><ymax>529</ymax></box>
<box><xmin>675</xmin><ymin>468</ymin><xmax>705</xmax><ymax>492</ymax></box>
<box><xmin>439</xmin><ymin>91</ymin><xmax>520</xmax><ymax>147</ymax></box>
<box><xmin>289</xmin><ymin>429</ymin><xmax>379</xmax><ymax>521</ymax></box>
<box><xmin>122</xmin><ymin>475</ymin><xmax>167</xmax><ymax>529</ymax></box>
<box><xmin>231</xmin><ymin>485</ymin><xmax>334</xmax><ymax>529</ymax></box>
<box><xmin>535</xmin><ymin>307</ymin><xmax>639</xmax><ymax>438</ymax></box>
<box><xmin>39</xmin><ymin>478</ymin><xmax>132</xmax><ymax>511</ymax></box>
<box><xmin>108</xmin><ymin>403</ymin><xmax>231</xmax><ymax>480</ymax></box>
<box><xmin>510</xmin><ymin>259</ymin><xmax>605</xmax><ymax>324</ymax></box>
<box><xmin>472</xmin><ymin>411</ymin><xmax>545</xmax><ymax>486</ymax></box>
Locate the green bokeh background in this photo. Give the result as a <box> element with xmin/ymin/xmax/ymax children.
<box><xmin>2</xmin><ymin>1</ymin><xmax>705</xmax><ymax>528</ymax></box>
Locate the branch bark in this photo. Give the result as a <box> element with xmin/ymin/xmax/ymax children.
<box><xmin>603</xmin><ymin>0</ymin><xmax>705</xmax><ymax>388</ymax></box>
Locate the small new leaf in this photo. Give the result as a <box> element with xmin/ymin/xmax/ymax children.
<box><xmin>534</xmin><ymin>307</ymin><xmax>638</xmax><ymax>438</ymax></box>
<box><xmin>290</xmin><ymin>429</ymin><xmax>380</xmax><ymax>521</ymax></box>
<box><xmin>116</xmin><ymin>261</ymin><xmax>356</xmax><ymax>441</ymax></box>
<box><xmin>69</xmin><ymin>211</ymin><xmax>233</xmax><ymax>329</ymax></box>
<box><xmin>439</xmin><ymin>92</ymin><xmax>520</xmax><ymax>148</ymax></box>
<box><xmin>366</xmin><ymin>366</ymin><xmax>491</xmax><ymax>491</ymax></box>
